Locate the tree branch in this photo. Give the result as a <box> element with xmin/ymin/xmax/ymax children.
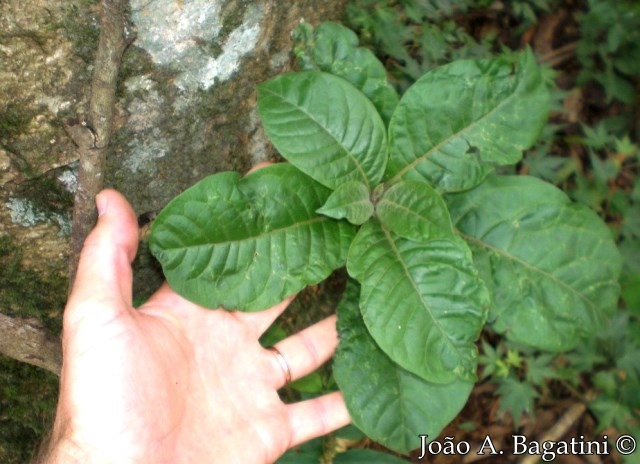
<box><xmin>67</xmin><ymin>0</ymin><xmax>135</xmax><ymax>286</ymax></box>
<box><xmin>0</xmin><ymin>312</ymin><xmax>61</xmax><ymax>376</ymax></box>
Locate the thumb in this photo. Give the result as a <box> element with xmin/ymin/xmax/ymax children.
<box><xmin>66</xmin><ymin>189</ymin><xmax>139</xmax><ymax>317</ymax></box>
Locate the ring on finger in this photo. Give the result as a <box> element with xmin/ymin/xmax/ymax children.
<box><xmin>268</xmin><ymin>345</ymin><xmax>292</xmax><ymax>385</ymax></box>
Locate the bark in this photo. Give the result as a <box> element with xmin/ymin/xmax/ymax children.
<box><xmin>0</xmin><ymin>312</ymin><xmax>61</xmax><ymax>375</ymax></box>
<box><xmin>67</xmin><ymin>0</ymin><xmax>134</xmax><ymax>287</ymax></box>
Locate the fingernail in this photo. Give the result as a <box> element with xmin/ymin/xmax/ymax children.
<box><xmin>96</xmin><ymin>192</ymin><xmax>108</xmax><ymax>217</ymax></box>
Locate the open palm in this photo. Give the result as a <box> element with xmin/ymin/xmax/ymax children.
<box><xmin>46</xmin><ymin>188</ymin><xmax>349</xmax><ymax>464</ymax></box>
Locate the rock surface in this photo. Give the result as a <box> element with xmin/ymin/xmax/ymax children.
<box><xmin>0</xmin><ymin>0</ymin><xmax>346</xmax><ymax>301</ymax></box>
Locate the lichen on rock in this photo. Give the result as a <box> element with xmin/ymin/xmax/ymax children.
<box><xmin>131</xmin><ymin>0</ymin><xmax>264</xmax><ymax>90</ymax></box>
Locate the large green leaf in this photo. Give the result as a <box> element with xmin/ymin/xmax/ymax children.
<box><xmin>375</xmin><ymin>179</ymin><xmax>454</xmax><ymax>242</ymax></box>
<box><xmin>149</xmin><ymin>164</ymin><xmax>356</xmax><ymax>311</ymax></box>
<box><xmin>346</xmin><ymin>221</ymin><xmax>489</xmax><ymax>383</ymax></box>
<box><xmin>293</xmin><ymin>21</ymin><xmax>399</xmax><ymax>125</ymax></box>
<box><xmin>258</xmin><ymin>72</ymin><xmax>387</xmax><ymax>190</ymax></box>
<box><xmin>385</xmin><ymin>50</ymin><xmax>549</xmax><ymax>193</ymax></box>
<box><xmin>334</xmin><ymin>280</ymin><xmax>474</xmax><ymax>454</ymax></box>
<box><xmin>446</xmin><ymin>175</ymin><xmax>622</xmax><ymax>351</ymax></box>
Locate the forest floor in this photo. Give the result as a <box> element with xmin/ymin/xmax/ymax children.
<box><xmin>328</xmin><ymin>0</ymin><xmax>639</xmax><ymax>462</ymax></box>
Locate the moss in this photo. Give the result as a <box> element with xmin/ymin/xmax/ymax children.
<box><xmin>184</xmin><ymin>0</ymin><xmax>252</xmax><ymax>60</ymax></box>
<box><xmin>8</xmin><ymin>172</ymin><xmax>74</xmax><ymax>234</ymax></box>
<box><xmin>58</xmin><ymin>2</ymin><xmax>100</xmax><ymax>63</ymax></box>
<box><xmin>0</xmin><ymin>235</ymin><xmax>66</xmax><ymax>334</ymax></box>
<box><xmin>0</xmin><ymin>104</ymin><xmax>34</xmax><ymax>141</ymax></box>
<box><xmin>0</xmin><ymin>236</ymin><xmax>64</xmax><ymax>463</ymax></box>
<box><xmin>221</xmin><ymin>0</ymin><xmax>251</xmax><ymax>35</ymax></box>
<box><xmin>0</xmin><ymin>358</ymin><xmax>58</xmax><ymax>464</ymax></box>
<box><xmin>16</xmin><ymin>175</ymin><xmax>74</xmax><ymax>217</ymax></box>
<box><xmin>117</xmin><ymin>45</ymin><xmax>157</xmax><ymax>97</ymax></box>
<box><xmin>193</xmin><ymin>36</ymin><xmax>224</xmax><ymax>59</ymax></box>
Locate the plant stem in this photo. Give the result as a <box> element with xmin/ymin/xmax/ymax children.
<box><xmin>67</xmin><ymin>0</ymin><xmax>134</xmax><ymax>288</ymax></box>
<box><xmin>518</xmin><ymin>401</ymin><xmax>587</xmax><ymax>464</ymax></box>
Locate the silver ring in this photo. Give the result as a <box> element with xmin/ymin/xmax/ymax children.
<box><xmin>268</xmin><ymin>346</ymin><xmax>292</xmax><ymax>385</ymax></box>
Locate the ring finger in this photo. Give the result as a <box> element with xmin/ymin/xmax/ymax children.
<box><xmin>267</xmin><ymin>315</ymin><xmax>339</xmax><ymax>389</ymax></box>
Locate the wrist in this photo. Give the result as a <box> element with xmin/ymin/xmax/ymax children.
<box><xmin>34</xmin><ymin>435</ymin><xmax>89</xmax><ymax>464</ymax></box>
<box><xmin>35</xmin><ymin>428</ymin><xmax>146</xmax><ymax>464</ymax></box>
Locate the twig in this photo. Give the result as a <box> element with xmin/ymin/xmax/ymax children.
<box><xmin>539</xmin><ymin>42</ymin><xmax>578</xmax><ymax>68</ymax></box>
<box><xmin>518</xmin><ymin>402</ymin><xmax>587</xmax><ymax>464</ymax></box>
<box><xmin>0</xmin><ymin>312</ymin><xmax>61</xmax><ymax>376</ymax></box>
<box><xmin>67</xmin><ymin>0</ymin><xmax>135</xmax><ymax>287</ymax></box>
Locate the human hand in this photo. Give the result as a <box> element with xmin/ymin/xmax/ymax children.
<box><xmin>41</xmin><ymin>185</ymin><xmax>349</xmax><ymax>463</ymax></box>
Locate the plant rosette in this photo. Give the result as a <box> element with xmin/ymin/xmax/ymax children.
<box><xmin>149</xmin><ymin>22</ymin><xmax>621</xmax><ymax>454</ymax></box>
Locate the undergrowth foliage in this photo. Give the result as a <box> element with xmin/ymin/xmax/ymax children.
<box><xmin>347</xmin><ymin>0</ymin><xmax>640</xmax><ymax>445</ymax></box>
<box><xmin>149</xmin><ymin>22</ymin><xmax>622</xmax><ymax>454</ymax></box>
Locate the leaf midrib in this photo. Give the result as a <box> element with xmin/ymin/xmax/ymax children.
<box><xmin>457</xmin><ymin>229</ymin><xmax>595</xmax><ymax>309</ymax></box>
<box><xmin>388</xmin><ymin>73</ymin><xmax>521</xmax><ymax>184</ymax></box>
<box><xmin>161</xmin><ymin>215</ymin><xmax>330</xmax><ymax>251</ymax></box>
<box><xmin>380</xmin><ymin>225</ymin><xmax>468</xmax><ymax>371</ymax></box>
<box><xmin>378</xmin><ymin>197</ymin><xmax>451</xmax><ymax>234</ymax></box>
<box><xmin>261</xmin><ymin>83</ymin><xmax>372</xmax><ymax>188</ymax></box>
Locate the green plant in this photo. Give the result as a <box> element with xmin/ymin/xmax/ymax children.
<box><xmin>344</xmin><ymin>0</ymin><xmax>560</xmax><ymax>91</ymax></box>
<box><xmin>577</xmin><ymin>0</ymin><xmax>640</xmax><ymax>103</ymax></box>
<box><xmin>570</xmin><ymin>311</ymin><xmax>640</xmax><ymax>437</ymax></box>
<box><xmin>0</xmin><ymin>236</ymin><xmax>64</xmax><ymax>463</ymax></box>
<box><xmin>479</xmin><ymin>314</ymin><xmax>640</xmax><ymax>443</ymax></box>
<box><xmin>148</xmin><ymin>23</ymin><xmax>621</xmax><ymax>454</ymax></box>
<box><xmin>344</xmin><ymin>0</ymin><xmax>494</xmax><ymax>90</ymax></box>
<box><xmin>277</xmin><ymin>429</ymin><xmax>411</xmax><ymax>464</ymax></box>
<box><xmin>0</xmin><ymin>359</ymin><xmax>58</xmax><ymax>464</ymax></box>
<box><xmin>526</xmin><ymin>117</ymin><xmax>640</xmax><ymax>320</ymax></box>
